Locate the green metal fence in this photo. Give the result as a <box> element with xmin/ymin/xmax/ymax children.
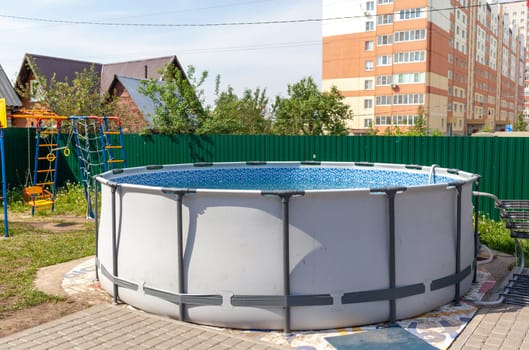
<box><xmin>3</xmin><ymin>129</ymin><xmax>528</xmax><ymax>218</ymax></box>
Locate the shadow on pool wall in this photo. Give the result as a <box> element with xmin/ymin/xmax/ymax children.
<box><xmin>95</xmin><ymin>161</ymin><xmax>478</xmax><ymax>332</ymax></box>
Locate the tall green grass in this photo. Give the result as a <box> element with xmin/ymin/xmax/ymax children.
<box><xmin>477</xmin><ymin>214</ymin><xmax>528</xmax><ymax>257</ymax></box>
<box><xmin>6</xmin><ymin>182</ymin><xmax>90</xmax><ymax>217</ymax></box>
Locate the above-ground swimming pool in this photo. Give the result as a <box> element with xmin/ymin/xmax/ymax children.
<box><xmin>96</xmin><ymin>161</ymin><xmax>479</xmax><ymax>331</ymax></box>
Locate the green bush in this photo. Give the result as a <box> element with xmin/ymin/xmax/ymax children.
<box><xmin>477</xmin><ymin>214</ymin><xmax>529</xmax><ymax>257</ymax></box>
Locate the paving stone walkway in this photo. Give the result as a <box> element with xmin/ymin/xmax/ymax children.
<box><xmin>449</xmin><ymin>304</ymin><xmax>529</xmax><ymax>350</ymax></box>
<box><xmin>0</xmin><ymin>304</ymin><xmax>286</xmax><ymax>350</ymax></box>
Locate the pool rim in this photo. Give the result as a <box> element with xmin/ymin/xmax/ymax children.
<box><xmin>95</xmin><ymin>161</ymin><xmax>479</xmax><ymax>194</ymax></box>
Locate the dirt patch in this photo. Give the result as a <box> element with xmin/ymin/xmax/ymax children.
<box><xmin>8</xmin><ymin>213</ymin><xmax>93</xmax><ymax>233</ymax></box>
<box><xmin>0</xmin><ymin>300</ymin><xmax>89</xmax><ymax>338</ymax></box>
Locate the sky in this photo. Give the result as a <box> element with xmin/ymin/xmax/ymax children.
<box><xmin>0</xmin><ymin>0</ymin><xmax>322</xmax><ymax>106</ymax></box>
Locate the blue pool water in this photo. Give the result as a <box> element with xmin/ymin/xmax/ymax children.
<box><xmin>113</xmin><ymin>167</ymin><xmax>456</xmax><ymax>191</ymax></box>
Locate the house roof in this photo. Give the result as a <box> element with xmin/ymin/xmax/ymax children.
<box><xmin>18</xmin><ymin>53</ymin><xmax>102</xmax><ymax>86</ymax></box>
<box><xmin>16</xmin><ymin>53</ymin><xmax>185</xmax><ymax>96</ymax></box>
<box><xmin>113</xmin><ymin>75</ymin><xmax>158</xmax><ymax>125</ymax></box>
<box><xmin>0</xmin><ymin>64</ymin><xmax>22</xmax><ymax>107</ymax></box>
<box><xmin>101</xmin><ymin>56</ymin><xmax>183</xmax><ymax>93</ymax></box>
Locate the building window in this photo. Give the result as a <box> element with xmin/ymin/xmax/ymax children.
<box><xmin>393</xmin><ymin>72</ymin><xmax>425</xmax><ymax>84</ymax></box>
<box><xmin>377</xmin><ymin>0</ymin><xmax>393</xmax><ymax>4</ymax></box>
<box><xmin>377</xmin><ymin>34</ymin><xmax>393</xmax><ymax>45</ymax></box>
<box><xmin>30</xmin><ymin>79</ymin><xmax>42</xmax><ymax>102</ymax></box>
<box><xmin>365</xmin><ymin>60</ymin><xmax>374</xmax><ymax>71</ymax></box>
<box><xmin>377</xmin><ymin>14</ymin><xmax>393</xmax><ymax>25</ymax></box>
<box><xmin>375</xmin><ymin>116</ymin><xmax>392</xmax><ymax>125</ymax></box>
<box><xmin>376</xmin><ymin>95</ymin><xmax>392</xmax><ymax>105</ymax></box>
<box><xmin>365</xmin><ymin>40</ymin><xmax>374</xmax><ymax>51</ymax></box>
<box><xmin>376</xmin><ymin>75</ymin><xmax>392</xmax><ymax>85</ymax></box>
<box><xmin>364</xmin><ymin>80</ymin><xmax>374</xmax><ymax>90</ymax></box>
<box><xmin>394</xmin><ymin>29</ymin><xmax>426</xmax><ymax>42</ymax></box>
<box><xmin>398</xmin><ymin>8</ymin><xmax>424</xmax><ymax>20</ymax></box>
<box><xmin>392</xmin><ymin>115</ymin><xmax>417</xmax><ymax>126</ymax></box>
<box><xmin>366</xmin><ymin>21</ymin><xmax>374</xmax><ymax>31</ymax></box>
<box><xmin>364</xmin><ymin>118</ymin><xmax>373</xmax><ymax>128</ymax></box>
<box><xmin>394</xmin><ymin>50</ymin><xmax>425</xmax><ymax>63</ymax></box>
<box><xmin>364</xmin><ymin>99</ymin><xmax>373</xmax><ymax>109</ymax></box>
<box><xmin>376</xmin><ymin>55</ymin><xmax>392</xmax><ymax>66</ymax></box>
<box><xmin>366</xmin><ymin>1</ymin><xmax>375</xmax><ymax>11</ymax></box>
<box><xmin>392</xmin><ymin>93</ymin><xmax>424</xmax><ymax>105</ymax></box>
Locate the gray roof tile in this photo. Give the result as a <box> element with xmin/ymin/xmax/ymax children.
<box><xmin>0</xmin><ymin>64</ymin><xmax>22</xmax><ymax>107</ymax></box>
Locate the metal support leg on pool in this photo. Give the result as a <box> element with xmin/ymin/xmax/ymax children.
<box><xmin>370</xmin><ymin>187</ymin><xmax>407</xmax><ymax>326</ymax></box>
<box><xmin>472</xmin><ymin>176</ymin><xmax>481</xmax><ymax>283</ymax></box>
<box><xmin>450</xmin><ymin>182</ymin><xmax>463</xmax><ymax>304</ymax></box>
<box><xmin>455</xmin><ymin>184</ymin><xmax>462</xmax><ymax>302</ymax></box>
<box><xmin>262</xmin><ymin>191</ymin><xmax>305</xmax><ymax>333</ymax></box>
<box><xmin>111</xmin><ymin>183</ymin><xmax>119</xmax><ymax>304</ymax></box>
<box><xmin>161</xmin><ymin>188</ymin><xmax>196</xmax><ymax>322</ymax></box>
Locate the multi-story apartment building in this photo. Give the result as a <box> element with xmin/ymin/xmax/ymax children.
<box><xmin>503</xmin><ymin>1</ymin><xmax>529</xmax><ymax>119</ymax></box>
<box><xmin>322</xmin><ymin>0</ymin><xmax>525</xmax><ymax>135</ymax></box>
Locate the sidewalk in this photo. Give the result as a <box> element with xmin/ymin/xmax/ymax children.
<box><xmin>449</xmin><ymin>303</ymin><xmax>529</xmax><ymax>349</ymax></box>
<box><xmin>0</xmin><ymin>304</ymin><xmax>286</xmax><ymax>350</ymax></box>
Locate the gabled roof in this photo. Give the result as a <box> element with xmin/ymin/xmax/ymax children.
<box><xmin>101</xmin><ymin>56</ymin><xmax>183</xmax><ymax>93</ymax></box>
<box><xmin>0</xmin><ymin>64</ymin><xmax>22</xmax><ymax>107</ymax></box>
<box><xmin>16</xmin><ymin>53</ymin><xmax>185</xmax><ymax>96</ymax></box>
<box><xmin>17</xmin><ymin>53</ymin><xmax>102</xmax><ymax>86</ymax></box>
<box><xmin>112</xmin><ymin>75</ymin><xmax>158</xmax><ymax>125</ymax></box>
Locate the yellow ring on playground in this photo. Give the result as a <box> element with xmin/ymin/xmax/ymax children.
<box><xmin>46</xmin><ymin>152</ymin><xmax>56</xmax><ymax>162</ymax></box>
<box><xmin>63</xmin><ymin>147</ymin><xmax>70</xmax><ymax>157</ymax></box>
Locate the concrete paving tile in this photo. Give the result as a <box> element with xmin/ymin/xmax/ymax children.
<box><xmin>481</xmin><ymin>345</ymin><xmax>501</xmax><ymax>350</ymax></box>
<box><xmin>520</xmin><ymin>343</ymin><xmax>529</xmax><ymax>350</ymax></box>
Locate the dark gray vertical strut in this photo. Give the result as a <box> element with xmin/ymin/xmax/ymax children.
<box><xmin>176</xmin><ymin>192</ymin><xmax>186</xmax><ymax>321</ymax></box>
<box><xmin>282</xmin><ymin>195</ymin><xmax>291</xmax><ymax>334</ymax></box>
<box><xmin>454</xmin><ymin>183</ymin><xmax>463</xmax><ymax>304</ymax></box>
<box><xmin>472</xmin><ymin>176</ymin><xmax>480</xmax><ymax>283</ymax></box>
<box><xmin>94</xmin><ymin>176</ymin><xmax>99</xmax><ymax>281</ymax></box>
<box><xmin>388</xmin><ymin>190</ymin><xmax>397</xmax><ymax>325</ymax></box>
<box><xmin>261</xmin><ymin>190</ymin><xmax>304</xmax><ymax>334</ymax></box>
<box><xmin>111</xmin><ymin>183</ymin><xmax>119</xmax><ymax>304</ymax></box>
<box><xmin>370</xmin><ymin>187</ymin><xmax>406</xmax><ymax>326</ymax></box>
<box><xmin>161</xmin><ymin>188</ymin><xmax>196</xmax><ymax>322</ymax></box>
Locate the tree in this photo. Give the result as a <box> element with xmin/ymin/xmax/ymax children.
<box><xmin>406</xmin><ymin>106</ymin><xmax>428</xmax><ymax>136</ymax></box>
<box><xmin>139</xmin><ymin>64</ymin><xmax>207</xmax><ymax>134</ymax></box>
<box><xmin>272</xmin><ymin>77</ymin><xmax>352</xmax><ymax>136</ymax></box>
<box><xmin>198</xmin><ymin>78</ymin><xmax>271</xmax><ymax>134</ymax></box>
<box><xmin>19</xmin><ymin>64</ymin><xmax>117</xmax><ymax>117</ymax></box>
<box><xmin>513</xmin><ymin>114</ymin><xmax>528</xmax><ymax>131</ymax></box>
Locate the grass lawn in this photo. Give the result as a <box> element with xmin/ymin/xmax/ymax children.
<box><xmin>0</xmin><ymin>219</ymin><xmax>94</xmax><ymax>318</ymax></box>
<box><xmin>0</xmin><ymin>183</ymin><xmax>95</xmax><ymax>319</ymax></box>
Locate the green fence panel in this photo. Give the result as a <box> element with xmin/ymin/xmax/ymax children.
<box><xmin>5</xmin><ymin>130</ymin><xmax>529</xmax><ymax>219</ymax></box>
<box><xmin>2</xmin><ymin>128</ymin><xmax>35</xmax><ymax>188</ymax></box>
